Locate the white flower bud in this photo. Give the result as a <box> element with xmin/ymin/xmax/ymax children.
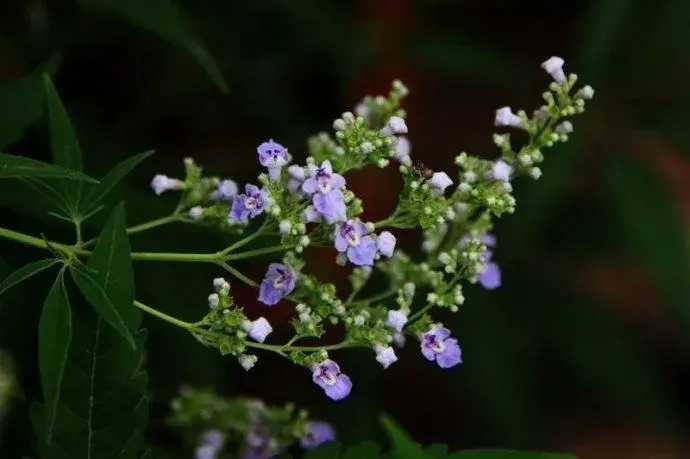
<box><xmin>213</xmin><ymin>278</ymin><xmax>226</xmax><ymax>291</ymax></box>
<box><xmin>207</xmin><ymin>293</ymin><xmax>220</xmax><ymax>309</ymax></box>
<box><xmin>238</xmin><ymin>354</ymin><xmax>258</xmax><ymax>371</ymax></box>
<box><xmin>494</xmin><ymin>106</ymin><xmax>523</xmax><ymax>128</ymax></box>
<box><xmin>577</xmin><ymin>85</ymin><xmax>594</xmax><ymax>100</ymax></box>
<box><xmin>403</xmin><ymin>282</ymin><xmax>415</xmax><ymax>298</ymax></box>
<box><xmin>360</xmin><ymin>141</ymin><xmax>374</xmax><ymax>154</ymax></box>
<box><xmin>542</xmin><ymin>56</ymin><xmax>566</xmax><ymax>83</ymax></box>
<box><xmin>333</xmin><ymin>119</ymin><xmax>347</xmax><ymax>131</ymax></box>
<box><xmin>529</xmin><ymin>167</ymin><xmax>542</xmax><ymax>180</ymax></box>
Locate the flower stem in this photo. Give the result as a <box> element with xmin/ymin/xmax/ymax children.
<box><xmin>0</xmin><ymin>226</ymin><xmax>90</xmax><ymax>256</ymax></box>
<box><xmin>355</xmin><ymin>287</ymin><xmax>396</xmax><ymax>306</ymax></box>
<box><xmin>219</xmin><ymin>262</ymin><xmax>259</xmax><ymax>287</ymax></box>
<box><xmin>82</xmin><ymin>214</ymin><xmax>181</xmax><ymax>248</ymax></box>
<box><xmin>225</xmin><ymin>245</ymin><xmax>285</xmax><ymax>261</ymax></box>
<box><xmin>220</xmin><ymin>219</ymin><xmax>268</xmax><ymax>255</ymax></box>
<box><xmin>408</xmin><ymin>304</ymin><xmax>432</xmax><ymax>322</ymax></box>
<box><xmin>132</xmin><ymin>299</ymin><xmax>355</xmax><ymax>353</ymax></box>
<box><xmin>131</xmin><ymin>252</ymin><xmax>220</xmax><ymax>262</ymax></box>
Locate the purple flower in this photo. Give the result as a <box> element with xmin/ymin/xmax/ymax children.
<box><xmin>287</xmin><ymin>165</ymin><xmax>307</xmax><ymax>195</ymax></box>
<box><xmin>477</xmin><ymin>262</ymin><xmax>501</xmax><ymax>290</ymax></box>
<box><xmin>420</xmin><ymin>326</ymin><xmax>462</xmax><ymax>368</ymax></box>
<box><xmin>257</xmin><ymin>140</ymin><xmax>290</xmax><ymax>180</ymax></box>
<box><xmin>490</xmin><ymin>160</ymin><xmax>512</xmax><ymax>182</ymax></box>
<box><xmin>429</xmin><ymin>172</ymin><xmax>453</xmax><ymax>194</ymax></box>
<box><xmin>211</xmin><ymin>179</ymin><xmax>238</xmax><ymax>201</ymax></box>
<box><xmin>230</xmin><ymin>184</ymin><xmax>271</xmax><ymax>223</ymax></box>
<box><xmin>386</xmin><ymin>309</ymin><xmax>408</xmax><ymax>332</ymax></box>
<box><xmin>376</xmin><ymin>231</ymin><xmax>396</xmax><ymax>258</ymax></box>
<box><xmin>394</xmin><ymin>136</ymin><xmax>411</xmax><ymax>161</ymax></box>
<box><xmin>195</xmin><ymin>430</ymin><xmax>225</xmax><ymax>459</ymax></box>
<box><xmin>302</xmin><ymin>160</ymin><xmax>346</xmax><ymax>195</ymax></box>
<box><xmin>312</xmin><ymin>359</ymin><xmax>352</xmax><ymax>400</ymax></box>
<box><xmin>150</xmin><ymin>174</ymin><xmax>181</xmax><ymax>195</ymax></box>
<box><xmin>313</xmin><ymin>188</ymin><xmax>347</xmax><ymax>224</ymax></box>
<box><xmin>258</xmin><ymin>263</ymin><xmax>296</xmax><ymax>306</ymax></box>
<box><xmin>301</xmin><ymin>205</ymin><xmax>323</xmax><ymax>223</ymax></box>
<box><xmin>244</xmin><ymin>317</ymin><xmax>273</xmax><ymax>343</ymax></box>
<box><xmin>242</xmin><ymin>425</ymin><xmax>283</xmax><ymax>459</ymax></box>
<box><xmin>300</xmin><ymin>422</ymin><xmax>336</xmax><ymax>450</ymax></box>
<box><xmin>334</xmin><ymin>220</ymin><xmax>377</xmax><ymax>266</ymax></box>
<box><xmin>541</xmin><ymin>56</ymin><xmax>566</xmax><ymax>83</ymax></box>
<box><xmin>494</xmin><ymin>107</ymin><xmax>522</xmax><ymax>128</ymax></box>
<box><xmin>380</xmin><ymin>116</ymin><xmax>408</xmax><ymax>136</ymax></box>
<box><xmin>374</xmin><ymin>344</ymin><xmax>398</xmax><ymax>369</ymax></box>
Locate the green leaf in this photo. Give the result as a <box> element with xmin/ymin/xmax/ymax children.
<box><xmin>424</xmin><ymin>444</ymin><xmax>448</xmax><ymax>459</ymax></box>
<box><xmin>0</xmin><ymin>258</ymin><xmax>60</xmax><ymax>298</ymax></box>
<box><xmin>71</xmin><ymin>268</ymin><xmax>136</xmax><ymax>349</ymax></box>
<box><xmin>32</xmin><ymin>204</ymin><xmax>147</xmax><ymax>458</ymax></box>
<box><xmin>450</xmin><ymin>451</ymin><xmax>575</xmax><ymax>459</ymax></box>
<box><xmin>86</xmin><ymin>202</ymin><xmax>139</xmax><ymax>330</ymax></box>
<box><xmin>0</xmin><ymin>72</ymin><xmax>45</xmax><ymax>150</ymax></box>
<box><xmin>304</xmin><ymin>442</ymin><xmax>342</xmax><ymax>459</ymax></box>
<box><xmin>43</xmin><ymin>73</ymin><xmax>86</xmax><ymax>211</ymax></box>
<box><xmin>380</xmin><ymin>415</ymin><xmax>425</xmax><ymax>459</ymax></box>
<box><xmin>0</xmin><ymin>153</ymin><xmax>97</xmax><ymax>182</ymax></box>
<box><xmin>343</xmin><ymin>442</ymin><xmax>381</xmax><ymax>459</ymax></box>
<box><xmin>81</xmin><ymin>150</ymin><xmax>154</xmax><ymax>216</ymax></box>
<box><xmin>77</xmin><ymin>0</ymin><xmax>228</xmax><ymax>93</ymax></box>
<box><xmin>38</xmin><ymin>271</ymin><xmax>72</xmax><ymax>443</ymax></box>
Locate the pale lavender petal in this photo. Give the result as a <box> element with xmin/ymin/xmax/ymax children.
<box><xmin>477</xmin><ymin>262</ymin><xmax>501</xmax><ymax>290</ymax></box>
<box><xmin>245</xmin><ymin>184</ymin><xmax>260</xmax><ymax>196</ymax></box>
<box><xmin>421</xmin><ymin>344</ymin><xmax>436</xmax><ymax>361</ymax></box>
<box><xmin>334</xmin><ymin>225</ymin><xmax>349</xmax><ymax>252</ymax></box>
<box><xmin>258</xmin><ymin>279</ymin><xmax>282</xmax><ymax>306</ymax></box>
<box><xmin>437</xmin><ymin>338</ymin><xmax>462</xmax><ymax>368</ymax></box>
<box><xmin>230</xmin><ymin>195</ymin><xmax>250</xmax><ymax>223</ymax></box>
<box><xmin>434</xmin><ymin>327</ymin><xmax>451</xmax><ymax>340</ymax></box>
<box><xmin>300</xmin><ymin>422</ymin><xmax>336</xmax><ymax>450</ymax></box>
<box><xmin>330</xmin><ymin>173</ymin><xmax>346</xmax><ymax>189</ymax></box>
<box><xmin>302</xmin><ymin>177</ymin><xmax>318</xmax><ymax>194</ymax></box>
<box><xmin>324</xmin><ymin>374</ymin><xmax>352</xmax><ymax>400</ymax></box>
<box><xmin>347</xmin><ymin>236</ymin><xmax>376</xmax><ymax>266</ymax></box>
<box><xmin>376</xmin><ymin>231</ymin><xmax>396</xmax><ymax>257</ymax></box>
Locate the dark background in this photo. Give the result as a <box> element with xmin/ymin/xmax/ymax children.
<box><xmin>1</xmin><ymin>0</ymin><xmax>690</xmax><ymax>458</ymax></box>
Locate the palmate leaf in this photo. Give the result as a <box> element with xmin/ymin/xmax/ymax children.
<box><xmin>77</xmin><ymin>0</ymin><xmax>228</xmax><ymax>93</ymax></box>
<box><xmin>32</xmin><ymin>203</ymin><xmax>148</xmax><ymax>459</ymax></box>
<box><xmin>0</xmin><ymin>153</ymin><xmax>97</xmax><ymax>183</ymax></box>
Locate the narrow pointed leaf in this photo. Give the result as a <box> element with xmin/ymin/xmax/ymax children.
<box><xmin>82</xmin><ymin>150</ymin><xmax>154</xmax><ymax>215</ymax></box>
<box><xmin>38</xmin><ymin>271</ymin><xmax>72</xmax><ymax>443</ymax></box>
<box><xmin>380</xmin><ymin>415</ymin><xmax>425</xmax><ymax>459</ymax></box>
<box><xmin>0</xmin><ymin>153</ymin><xmax>97</xmax><ymax>182</ymax></box>
<box><xmin>0</xmin><ymin>258</ymin><xmax>60</xmax><ymax>298</ymax></box>
<box><xmin>70</xmin><ymin>268</ymin><xmax>135</xmax><ymax>349</ymax></box>
<box><xmin>77</xmin><ymin>0</ymin><xmax>228</xmax><ymax>93</ymax></box>
<box><xmin>0</xmin><ymin>72</ymin><xmax>45</xmax><ymax>150</ymax></box>
<box><xmin>43</xmin><ymin>73</ymin><xmax>84</xmax><ymax>208</ymax></box>
<box><xmin>86</xmin><ymin>202</ymin><xmax>139</xmax><ymax>330</ymax></box>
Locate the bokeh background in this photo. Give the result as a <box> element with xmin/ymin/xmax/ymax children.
<box><xmin>1</xmin><ymin>0</ymin><xmax>690</xmax><ymax>458</ymax></box>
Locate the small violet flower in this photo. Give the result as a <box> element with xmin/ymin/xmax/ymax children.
<box><xmin>257</xmin><ymin>139</ymin><xmax>290</xmax><ymax>180</ymax></box>
<box><xmin>380</xmin><ymin>116</ymin><xmax>408</xmax><ymax>136</ymax></box>
<box><xmin>300</xmin><ymin>422</ymin><xmax>336</xmax><ymax>450</ymax></box>
<box><xmin>420</xmin><ymin>326</ymin><xmax>462</xmax><ymax>369</ymax></box>
<box><xmin>230</xmin><ymin>184</ymin><xmax>271</xmax><ymax>223</ymax></box>
<box><xmin>374</xmin><ymin>344</ymin><xmax>398</xmax><ymax>369</ymax></box>
<box><xmin>244</xmin><ymin>317</ymin><xmax>273</xmax><ymax>343</ymax></box>
<box><xmin>477</xmin><ymin>262</ymin><xmax>501</xmax><ymax>290</ymax></box>
<box><xmin>313</xmin><ymin>188</ymin><xmax>347</xmax><ymax>224</ymax></box>
<box><xmin>376</xmin><ymin>231</ymin><xmax>396</xmax><ymax>258</ymax></box>
<box><xmin>541</xmin><ymin>56</ymin><xmax>566</xmax><ymax>84</ymax></box>
<box><xmin>494</xmin><ymin>106</ymin><xmax>523</xmax><ymax>128</ymax></box>
<box><xmin>258</xmin><ymin>263</ymin><xmax>297</xmax><ymax>306</ymax></box>
<box><xmin>312</xmin><ymin>359</ymin><xmax>352</xmax><ymax>400</ymax></box>
<box><xmin>429</xmin><ymin>172</ymin><xmax>453</xmax><ymax>194</ymax></box>
<box><xmin>490</xmin><ymin>160</ymin><xmax>512</xmax><ymax>182</ymax></box>
<box><xmin>334</xmin><ymin>220</ymin><xmax>377</xmax><ymax>266</ymax></box>
<box><xmin>287</xmin><ymin>165</ymin><xmax>307</xmax><ymax>195</ymax></box>
<box><xmin>301</xmin><ymin>205</ymin><xmax>323</xmax><ymax>223</ymax></box>
<box><xmin>394</xmin><ymin>136</ymin><xmax>411</xmax><ymax>162</ymax></box>
<box><xmin>302</xmin><ymin>160</ymin><xmax>346</xmax><ymax>195</ymax></box>
<box><xmin>210</xmin><ymin>179</ymin><xmax>238</xmax><ymax>201</ymax></box>
<box><xmin>150</xmin><ymin>174</ymin><xmax>181</xmax><ymax>195</ymax></box>
<box><xmin>195</xmin><ymin>429</ymin><xmax>225</xmax><ymax>459</ymax></box>
<box><xmin>386</xmin><ymin>309</ymin><xmax>408</xmax><ymax>332</ymax></box>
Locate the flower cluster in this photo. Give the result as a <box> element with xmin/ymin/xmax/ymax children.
<box><xmin>150</xmin><ymin>56</ymin><xmax>594</xmax><ymax>401</ymax></box>
<box><xmin>170</xmin><ymin>388</ymin><xmax>335</xmax><ymax>459</ymax></box>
